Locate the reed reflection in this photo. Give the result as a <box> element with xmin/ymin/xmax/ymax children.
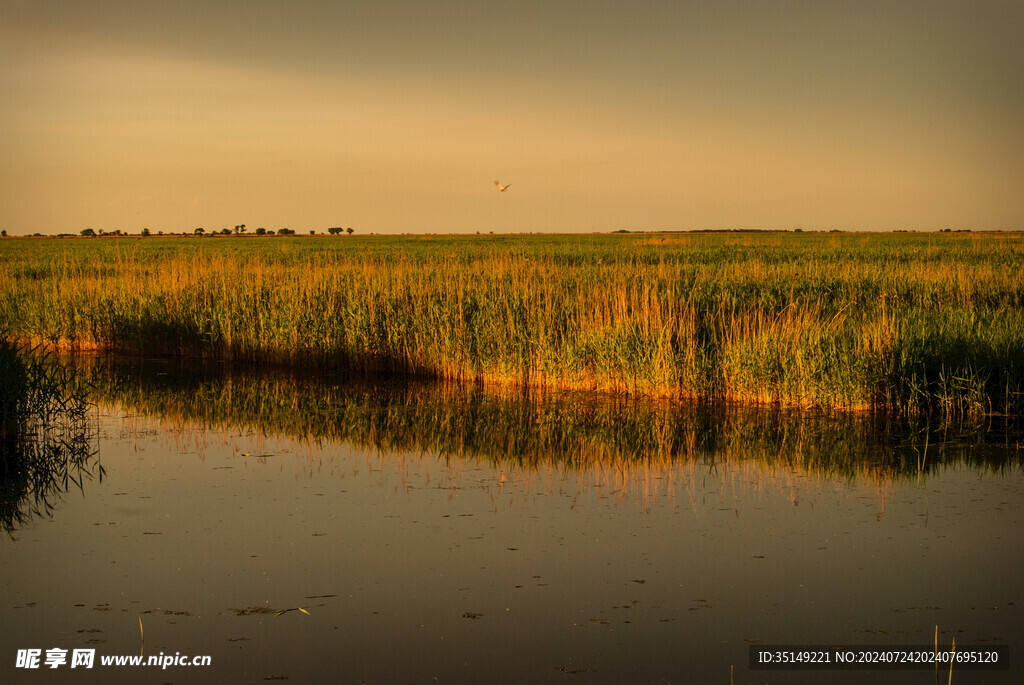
<box><xmin>75</xmin><ymin>355</ymin><xmax>1021</xmax><ymax>494</ymax></box>
<box><xmin>0</xmin><ymin>343</ymin><xmax>101</xmax><ymax>535</ymax></box>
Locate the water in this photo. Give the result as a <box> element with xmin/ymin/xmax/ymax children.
<box><xmin>1</xmin><ymin>356</ymin><xmax>1022</xmax><ymax>683</ymax></box>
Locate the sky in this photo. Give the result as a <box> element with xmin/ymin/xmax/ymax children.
<box><xmin>2</xmin><ymin>0</ymin><xmax>1022</xmax><ymax>235</ymax></box>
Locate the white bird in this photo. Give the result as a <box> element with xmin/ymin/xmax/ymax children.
<box><xmin>494</xmin><ymin>180</ymin><xmax>511</xmax><ymax>192</ymax></box>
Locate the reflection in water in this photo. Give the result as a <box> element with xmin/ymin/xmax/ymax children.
<box><xmin>0</xmin><ymin>344</ymin><xmax>101</xmax><ymax>534</ymax></box>
<box><xmin>74</xmin><ymin>354</ymin><xmax>1021</xmax><ymax>506</ymax></box>
<box><xmin>1</xmin><ymin>353</ymin><xmax>1022</xmax><ymax>684</ymax></box>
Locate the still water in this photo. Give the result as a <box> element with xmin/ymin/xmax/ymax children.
<box><xmin>1</xmin><ymin>356</ymin><xmax>1022</xmax><ymax>683</ymax></box>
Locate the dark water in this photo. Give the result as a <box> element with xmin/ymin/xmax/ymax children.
<box><xmin>1</xmin><ymin>356</ymin><xmax>1022</xmax><ymax>683</ymax></box>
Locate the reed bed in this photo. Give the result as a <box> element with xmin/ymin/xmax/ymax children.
<box><xmin>2</xmin><ymin>231</ymin><xmax>1022</xmax><ymax>416</ymax></box>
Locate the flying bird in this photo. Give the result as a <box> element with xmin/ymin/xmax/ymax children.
<box><xmin>494</xmin><ymin>180</ymin><xmax>512</xmax><ymax>192</ymax></box>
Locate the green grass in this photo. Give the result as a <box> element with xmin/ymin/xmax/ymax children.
<box><xmin>2</xmin><ymin>231</ymin><xmax>1022</xmax><ymax>416</ymax></box>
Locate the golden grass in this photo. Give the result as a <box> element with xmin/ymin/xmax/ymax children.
<box><xmin>2</xmin><ymin>231</ymin><xmax>1022</xmax><ymax>415</ymax></box>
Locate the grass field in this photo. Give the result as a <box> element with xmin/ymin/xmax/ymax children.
<box><xmin>1</xmin><ymin>231</ymin><xmax>1022</xmax><ymax>416</ymax></box>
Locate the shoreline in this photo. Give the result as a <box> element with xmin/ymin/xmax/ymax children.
<box><xmin>11</xmin><ymin>336</ymin><xmax>970</xmax><ymax>417</ymax></box>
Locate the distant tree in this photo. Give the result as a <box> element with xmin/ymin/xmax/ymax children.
<box><xmin>328</xmin><ymin>227</ymin><xmax>343</xmax><ymax>235</ymax></box>
<box><xmin>81</xmin><ymin>228</ymin><xmax>96</xmax><ymax>237</ymax></box>
<box><xmin>346</xmin><ymin>227</ymin><xmax>354</xmax><ymax>236</ymax></box>
<box><xmin>255</xmin><ymin>227</ymin><xmax>267</xmax><ymax>235</ymax></box>
<box><xmin>220</xmin><ymin>228</ymin><xmax>231</xmax><ymax>235</ymax></box>
<box><xmin>240</xmin><ymin>224</ymin><xmax>246</xmax><ymax>233</ymax></box>
<box><xmin>278</xmin><ymin>228</ymin><xmax>295</xmax><ymax>235</ymax></box>
<box><xmin>194</xmin><ymin>227</ymin><xmax>205</xmax><ymax>235</ymax></box>
<box><xmin>267</xmin><ymin>229</ymin><xmax>276</xmax><ymax>235</ymax></box>
<box><xmin>309</xmin><ymin>230</ymin><xmax>315</xmax><ymax>235</ymax></box>
<box><xmin>1</xmin><ymin>230</ymin><xmax>6</xmax><ymax>237</ymax></box>
<box><xmin>141</xmin><ymin>228</ymin><xmax>151</xmax><ymax>237</ymax></box>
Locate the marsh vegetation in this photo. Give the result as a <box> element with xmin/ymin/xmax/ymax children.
<box><xmin>2</xmin><ymin>232</ymin><xmax>1022</xmax><ymax>416</ymax></box>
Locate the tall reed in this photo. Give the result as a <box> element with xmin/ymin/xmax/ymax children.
<box><xmin>2</xmin><ymin>232</ymin><xmax>1021</xmax><ymax>416</ymax></box>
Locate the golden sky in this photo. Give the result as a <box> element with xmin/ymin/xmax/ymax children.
<box><xmin>2</xmin><ymin>1</ymin><xmax>1022</xmax><ymax>235</ymax></box>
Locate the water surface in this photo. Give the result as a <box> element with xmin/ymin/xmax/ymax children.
<box><xmin>2</xmin><ymin>357</ymin><xmax>1021</xmax><ymax>683</ymax></box>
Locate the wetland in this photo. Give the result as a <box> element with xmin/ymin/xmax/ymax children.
<box><xmin>2</xmin><ymin>232</ymin><xmax>1023</xmax><ymax>682</ymax></box>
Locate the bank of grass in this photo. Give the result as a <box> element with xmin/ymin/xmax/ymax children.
<box><xmin>1</xmin><ymin>231</ymin><xmax>1022</xmax><ymax>416</ymax></box>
